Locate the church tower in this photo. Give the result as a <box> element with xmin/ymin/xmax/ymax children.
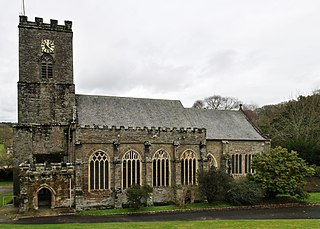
<box><xmin>18</xmin><ymin>16</ymin><xmax>75</xmax><ymax>124</ymax></box>
<box><xmin>14</xmin><ymin>16</ymin><xmax>76</xmax><ymax>202</ymax></box>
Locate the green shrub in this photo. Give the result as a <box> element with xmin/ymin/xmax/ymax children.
<box><xmin>126</xmin><ymin>184</ymin><xmax>152</xmax><ymax>210</ymax></box>
<box><xmin>314</xmin><ymin>166</ymin><xmax>320</xmax><ymax>177</ymax></box>
<box><xmin>197</xmin><ymin>167</ymin><xmax>233</xmax><ymax>203</ymax></box>
<box><xmin>225</xmin><ymin>177</ymin><xmax>265</xmax><ymax>205</ymax></box>
<box><xmin>251</xmin><ymin>146</ymin><xmax>315</xmax><ymax>198</ymax></box>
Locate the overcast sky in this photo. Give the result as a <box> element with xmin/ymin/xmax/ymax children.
<box><xmin>1</xmin><ymin>0</ymin><xmax>320</xmax><ymax>122</ymax></box>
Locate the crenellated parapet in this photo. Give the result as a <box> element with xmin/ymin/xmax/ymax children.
<box><xmin>76</xmin><ymin>125</ymin><xmax>206</xmax><ymax>146</ymax></box>
<box><xmin>19</xmin><ymin>162</ymin><xmax>74</xmax><ymax>178</ymax></box>
<box><xmin>79</xmin><ymin>124</ymin><xmax>206</xmax><ymax>134</ymax></box>
<box><xmin>19</xmin><ymin>15</ymin><xmax>72</xmax><ymax>32</ymax></box>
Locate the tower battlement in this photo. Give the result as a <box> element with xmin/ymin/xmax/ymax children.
<box><xmin>19</xmin><ymin>16</ymin><xmax>72</xmax><ymax>32</ymax></box>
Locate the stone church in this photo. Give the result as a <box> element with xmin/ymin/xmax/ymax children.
<box><xmin>13</xmin><ymin>16</ymin><xmax>270</xmax><ymax>212</ymax></box>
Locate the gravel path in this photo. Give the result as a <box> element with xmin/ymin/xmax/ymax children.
<box><xmin>0</xmin><ymin>187</ymin><xmax>12</xmax><ymax>194</ymax></box>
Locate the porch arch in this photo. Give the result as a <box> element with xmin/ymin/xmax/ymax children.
<box><xmin>34</xmin><ymin>184</ymin><xmax>56</xmax><ymax>209</ymax></box>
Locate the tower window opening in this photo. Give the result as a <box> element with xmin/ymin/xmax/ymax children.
<box><xmin>41</xmin><ymin>55</ymin><xmax>53</xmax><ymax>79</ymax></box>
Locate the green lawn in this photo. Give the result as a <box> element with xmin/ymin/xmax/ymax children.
<box><xmin>79</xmin><ymin>192</ymin><xmax>320</xmax><ymax>216</ymax></box>
<box><xmin>79</xmin><ymin>202</ymin><xmax>231</xmax><ymax>216</ymax></box>
<box><xmin>0</xmin><ymin>181</ymin><xmax>13</xmax><ymax>186</ymax></box>
<box><xmin>0</xmin><ymin>180</ymin><xmax>13</xmax><ymax>207</ymax></box>
<box><xmin>306</xmin><ymin>192</ymin><xmax>320</xmax><ymax>203</ymax></box>
<box><xmin>0</xmin><ymin>219</ymin><xmax>320</xmax><ymax>228</ymax></box>
<box><xmin>0</xmin><ymin>191</ymin><xmax>13</xmax><ymax>207</ymax></box>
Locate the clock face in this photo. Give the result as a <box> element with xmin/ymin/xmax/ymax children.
<box><xmin>41</xmin><ymin>39</ymin><xmax>55</xmax><ymax>53</ymax></box>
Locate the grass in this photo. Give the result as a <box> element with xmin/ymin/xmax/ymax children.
<box><xmin>0</xmin><ymin>180</ymin><xmax>13</xmax><ymax>207</ymax></box>
<box><xmin>306</xmin><ymin>192</ymin><xmax>320</xmax><ymax>203</ymax></box>
<box><xmin>0</xmin><ymin>191</ymin><xmax>13</xmax><ymax>207</ymax></box>
<box><xmin>0</xmin><ymin>181</ymin><xmax>13</xmax><ymax>186</ymax></box>
<box><xmin>0</xmin><ymin>219</ymin><xmax>320</xmax><ymax>228</ymax></box>
<box><xmin>78</xmin><ymin>202</ymin><xmax>231</xmax><ymax>216</ymax></box>
<box><xmin>79</xmin><ymin>192</ymin><xmax>320</xmax><ymax>216</ymax></box>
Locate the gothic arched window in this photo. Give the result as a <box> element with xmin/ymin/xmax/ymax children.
<box><xmin>180</xmin><ymin>150</ymin><xmax>197</xmax><ymax>185</ymax></box>
<box><xmin>88</xmin><ymin>151</ymin><xmax>110</xmax><ymax>191</ymax></box>
<box><xmin>207</xmin><ymin>153</ymin><xmax>218</xmax><ymax>168</ymax></box>
<box><xmin>41</xmin><ymin>55</ymin><xmax>53</xmax><ymax>79</ymax></box>
<box><xmin>152</xmin><ymin>149</ymin><xmax>170</xmax><ymax>187</ymax></box>
<box><xmin>122</xmin><ymin>150</ymin><xmax>142</xmax><ymax>189</ymax></box>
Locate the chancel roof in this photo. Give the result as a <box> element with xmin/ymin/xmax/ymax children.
<box><xmin>76</xmin><ymin>94</ymin><xmax>266</xmax><ymax>140</ymax></box>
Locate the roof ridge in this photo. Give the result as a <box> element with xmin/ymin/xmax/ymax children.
<box><xmin>75</xmin><ymin>94</ymin><xmax>183</xmax><ymax>103</ymax></box>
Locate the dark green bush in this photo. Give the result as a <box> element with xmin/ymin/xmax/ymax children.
<box><xmin>197</xmin><ymin>167</ymin><xmax>233</xmax><ymax>203</ymax></box>
<box><xmin>225</xmin><ymin>177</ymin><xmax>265</xmax><ymax>205</ymax></box>
<box><xmin>251</xmin><ymin>147</ymin><xmax>315</xmax><ymax>198</ymax></box>
<box><xmin>126</xmin><ymin>184</ymin><xmax>152</xmax><ymax>210</ymax></box>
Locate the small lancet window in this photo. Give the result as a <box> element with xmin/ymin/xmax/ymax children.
<box><xmin>41</xmin><ymin>55</ymin><xmax>53</xmax><ymax>79</ymax></box>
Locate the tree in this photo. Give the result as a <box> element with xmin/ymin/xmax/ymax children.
<box><xmin>126</xmin><ymin>184</ymin><xmax>152</xmax><ymax>210</ymax></box>
<box><xmin>192</xmin><ymin>100</ymin><xmax>205</xmax><ymax>109</ymax></box>
<box><xmin>254</xmin><ymin>94</ymin><xmax>320</xmax><ymax>165</ymax></box>
<box><xmin>0</xmin><ymin>123</ymin><xmax>13</xmax><ymax>170</ymax></box>
<box><xmin>251</xmin><ymin>147</ymin><xmax>315</xmax><ymax>198</ymax></box>
<box><xmin>0</xmin><ymin>123</ymin><xmax>13</xmax><ymax>150</ymax></box>
<box><xmin>192</xmin><ymin>95</ymin><xmax>242</xmax><ymax>110</ymax></box>
<box><xmin>197</xmin><ymin>167</ymin><xmax>233</xmax><ymax>203</ymax></box>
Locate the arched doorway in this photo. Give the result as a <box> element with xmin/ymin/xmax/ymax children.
<box><xmin>37</xmin><ymin>188</ymin><xmax>52</xmax><ymax>209</ymax></box>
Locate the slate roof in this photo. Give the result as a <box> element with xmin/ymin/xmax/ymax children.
<box><xmin>76</xmin><ymin>94</ymin><xmax>266</xmax><ymax>140</ymax></box>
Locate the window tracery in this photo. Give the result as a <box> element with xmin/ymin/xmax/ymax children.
<box><xmin>152</xmin><ymin>149</ymin><xmax>170</xmax><ymax>187</ymax></box>
<box><xmin>88</xmin><ymin>151</ymin><xmax>110</xmax><ymax>191</ymax></box>
<box><xmin>180</xmin><ymin>150</ymin><xmax>197</xmax><ymax>185</ymax></box>
<box><xmin>122</xmin><ymin>150</ymin><xmax>141</xmax><ymax>189</ymax></box>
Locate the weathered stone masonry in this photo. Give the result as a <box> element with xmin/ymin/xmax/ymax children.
<box><xmin>14</xmin><ymin>16</ymin><xmax>270</xmax><ymax>212</ymax></box>
<box><xmin>73</xmin><ymin>126</ymin><xmax>206</xmax><ymax>209</ymax></box>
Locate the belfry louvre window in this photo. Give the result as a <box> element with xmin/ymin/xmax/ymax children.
<box><xmin>152</xmin><ymin>150</ymin><xmax>170</xmax><ymax>187</ymax></box>
<box><xmin>89</xmin><ymin>151</ymin><xmax>110</xmax><ymax>191</ymax></box>
<box><xmin>41</xmin><ymin>55</ymin><xmax>53</xmax><ymax>78</ymax></box>
<box><xmin>180</xmin><ymin>150</ymin><xmax>197</xmax><ymax>185</ymax></box>
<box><xmin>122</xmin><ymin>150</ymin><xmax>141</xmax><ymax>189</ymax></box>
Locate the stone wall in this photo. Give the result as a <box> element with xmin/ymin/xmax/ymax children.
<box><xmin>18</xmin><ymin>16</ymin><xmax>75</xmax><ymax>125</ymax></box>
<box><xmin>19</xmin><ymin>163</ymin><xmax>74</xmax><ymax>212</ymax></box>
<box><xmin>73</xmin><ymin>126</ymin><xmax>206</xmax><ymax>209</ymax></box>
<box><xmin>206</xmin><ymin>139</ymin><xmax>270</xmax><ymax>170</ymax></box>
<box><xmin>13</xmin><ymin>124</ymin><xmax>71</xmax><ymax>200</ymax></box>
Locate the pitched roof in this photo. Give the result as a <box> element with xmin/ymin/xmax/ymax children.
<box><xmin>183</xmin><ymin>108</ymin><xmax>265</xmax><ymax>140</ymax></box>
<box><xmin>76</xmin><ymin>94</ymin><xmax>266</xmax><ymax>140</ymax></box>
